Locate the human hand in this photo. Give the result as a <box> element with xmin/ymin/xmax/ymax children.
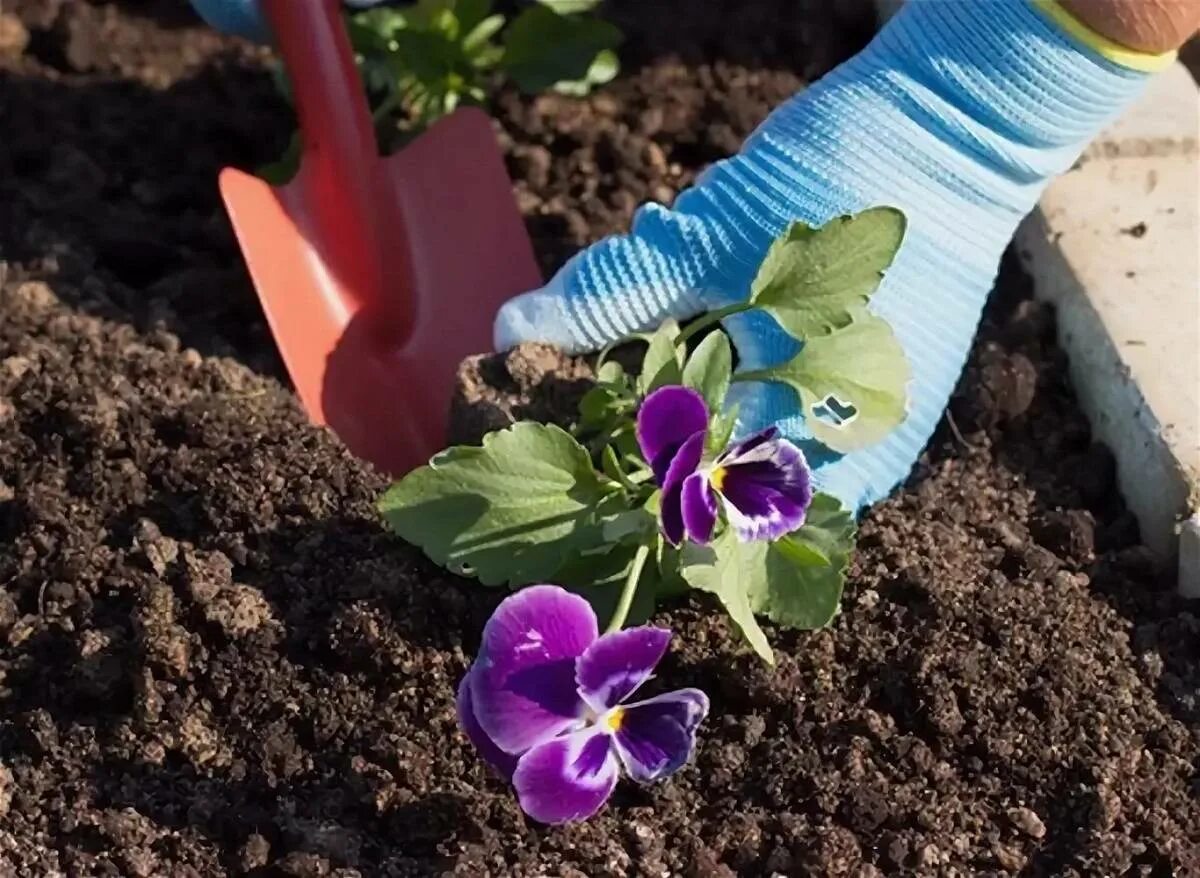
<box><xmin>494</xmin><ymin>0</ymin><xmax>1167</xmax><ymax>513</ymax></box>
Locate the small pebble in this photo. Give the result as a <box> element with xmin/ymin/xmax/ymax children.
<box><xmin>1007</xmin><ymin>806</ymin><xmax>1047</xmax><ymax>839</ymax></box>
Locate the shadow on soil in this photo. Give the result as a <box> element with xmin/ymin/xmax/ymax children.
<box><xmin>87</xmin><ymin>754</ymin><xmax>472</xmax><ymax>871</ymax></box>
<box><xmin>0</xmin><ymin>508</ymin><xmax>489</xmax><ymax>870</ymax></box>
<box><xmin>0</xmin><ymin>57</ymin><xmax>291</xmax><ymax>377</ymax></box>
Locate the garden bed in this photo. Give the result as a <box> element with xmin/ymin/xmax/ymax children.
<box><xmin>1</xmin><ymin>1</ymin><xmax>1197</xmax><ymax>875</ymax></box>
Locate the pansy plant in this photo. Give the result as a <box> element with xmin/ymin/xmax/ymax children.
<box><xmin>381</xmin><ymin>207</ymin><xmax>911</xmax><ymax>822</ymax></box>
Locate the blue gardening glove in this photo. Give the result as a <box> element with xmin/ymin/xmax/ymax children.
<box><xmin>188</xmin><ymin>0</ymin><xmax>271</xmax><ymax>41</ymax></box>
<box><xmin>188</xmin><ymin>0</ymin><xmax>389</xmax><ymax>41</ymax></box>
<box><xmin>494</xmin><ymin>0</ymin><xmax>1170</xmax><ymax>514</ymax></box>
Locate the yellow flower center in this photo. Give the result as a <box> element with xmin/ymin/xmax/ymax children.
<box><xmin>605</xmin><ymin>708</ymin><xmax>625</xmax><ymax>732</ymax></box>
<box><xmin>710</xmin><ymin>466</ymin><xmax>728</xmax><ymax>492</ymax></box>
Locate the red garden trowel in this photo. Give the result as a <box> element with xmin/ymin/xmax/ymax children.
<box><xmin>218</xmin><ymin>0</ymin><xmax>542</xmax><ymax>475</ymax></box>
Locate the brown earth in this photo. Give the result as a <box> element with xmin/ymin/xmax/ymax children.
<box><xmin>0</xmin><ymin>1</ymin><xmax>1197</xmax><ymax>876</ymax></box>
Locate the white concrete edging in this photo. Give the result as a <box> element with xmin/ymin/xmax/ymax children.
<box><xmin>1015</xmin><ymin>63</ymin><xmax>1199</xmax><ymax>594</ymax></box>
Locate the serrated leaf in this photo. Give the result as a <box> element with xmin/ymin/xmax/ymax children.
<box><xmin>502</xmin><ymin>4</ymin><xmax>622</xmax><ymax>94</ymax></box>
<box><xmin>750</xmin><ymin>208</ymin><xmax>906</xmax><ymax>341</ymax></box>
<box><xmin>745</xmin><ymin>494</ymin><xmax>854</xmax><ymax>630</ymax></box>
<box><xmin>740</xmin><ymin>315</ymin><xmax>910</xmax><ymax>452</ymax></box>
<box><xmin>638</xmin><ymin>319</ymin><xmax>684</xmax><ymax>395</ymax></box>
<box><xmin>683</xmin><ymin>330</ymin><xmax>732</xmax><ymax>413</ymax></box>
<box><xmin>680</xmin><ymin>531</ymin><xmax>774</xmax><ymax>665</ymax></box>
<box><xmin>379</xmin><ymin>423</ymin><xmax>610</xmax><ymax>586</ymax></box>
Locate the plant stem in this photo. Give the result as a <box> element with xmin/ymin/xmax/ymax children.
<box><xmin>675</xmin><ymin>303</ymin><xmax>755</xmax><ymax>347</ymax></box>
<box><xmin>605</xmin><ymin>542</ymin><xmax>652</xmax><ymax>634</ymax></box>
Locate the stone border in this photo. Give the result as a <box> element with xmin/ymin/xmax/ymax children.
<box><xmin>1015</xmin><ymin>62</ymin><xmax>1199</xmax><ymax>594</ymax></box>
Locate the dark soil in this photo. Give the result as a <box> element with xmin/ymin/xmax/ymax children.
<box><xmin>1</xmin><ymin>2</ymin><xmax>1197</xmax><ymax>876</ymax></box>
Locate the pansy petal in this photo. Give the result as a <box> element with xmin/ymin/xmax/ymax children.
<box><xmin>659</xmin><ymin>431</ymin><xmax>706</xmax><ymax>546</ymax></box>
<box><xmin>576</xmin><ymin>627</ymin><xmax>671</xmax><ymax>712</ymax></box>
<box><xmin>716</xmin><ymin>426</ymin><xmax>779</xmax><ymax>466</ymax></box>
<box><xmin>512</xmin><ymin>727</ymin><xmax>620</xmax><ymax>824</ymax></box>
<box><xmin>720</xmin><ymin>485</ymin><xmax>807</xmax><ymax>542</ymax></box>
<box><xmin>471</xmin><ymin>586</ymin><xmax>597</xmax><ymax>754</ymax></box>
<box><xmin>637</xmin><ymin>386</ymin><xmax>709</xmax><ymax>483</ymax></box>
<box><xmin>456</xmin><ymin>672</ymin><xmax>519</xmax><ymax>780</ymax></box>
<box><xmin>718</xmin><ymin>436</ymin><xmax>813</xmax><ymax>542</ymax></box>
<box><xmin>681</xmin><ymin>472</ymin><xmax>719</xmax><ymax>545</ymax></box>
<box><xmin>614</xmin><ymin>689</ymin><xmax>710</xmax><ymax>783</ymax></box>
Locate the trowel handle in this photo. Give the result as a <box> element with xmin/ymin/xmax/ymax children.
<box><xmin>261</xmin><ymin>0</ymin><xmax>396</xmax><ymax>330</ymax></box>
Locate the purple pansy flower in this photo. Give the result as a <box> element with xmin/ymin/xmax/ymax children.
<box><xmin>457</xmin><ymin>585</ymin><xmax>709</xmax><ymax>824</ymax></box>
<box><xmin>636</xmin><ymin>385</ymin><xmax>813</xmax><ymax>546</ymax></box>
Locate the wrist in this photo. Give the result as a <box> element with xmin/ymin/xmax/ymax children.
<box><xmin>1038</xmin><ymin>0</ymin><xmax>1180</xmax><ymax>70</ymax></box>
<box><xmin>1059</xmin><ymin>0</ymin><xmax>1198</xmax><ymax>54</ymax></box>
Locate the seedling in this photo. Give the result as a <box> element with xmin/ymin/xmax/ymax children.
<box><xmin>380</xmin><ymin>206</ymin><xmax>912</xmax><ymax>821</ymax></box>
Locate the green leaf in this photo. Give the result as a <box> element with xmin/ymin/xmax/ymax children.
<box><xmin>750</xmin><ymin>207</ymin><xmax>907</xmax><ymax>341</ymax></box>
<box><xmin>349</xmin><ymin>7</ymin><xmax>410</xmax><ymax>43</ymax></box>
<box><xmin>654</xmin><ymin>536</ymin><xmax>688</xmax><ymax>599</ymax></box>
<box><xmin>600</xmin><ymin>444</ymin><xmax>628</xmax><ymax>487</ymax></box>
<box><xmin>705</xmin><ymin>404</ymin><xmax>739</xmax><ymax>458</ymax></box>
<box><xmin>536</xmin><ymin>0</ymin><xmax>604</xmax><ymax>13</ymax></box>
<box><xmin>614</xmin><ymin>428</ymin><xmax>640</xmax><ymax>465</ymax></box>
<box><xmin>682</xmin><ymin>330</ymin><xmax>733</xmax><ymax>413</ymax></box>
<box><xmin>596</xmin><ymin>359</ymin><xmax>625</xmax><ymax>385</ymax></box>
<box><xmin>579</xmin><ymin>385</ymin><xmax>620</xmax><ymax>427</ymax></box>
<box><xmin>379</xmin><ymin>423</ymin><xmax>611</xmax><ymax>586</ymax></box>
<box><xmin>786</xmin><ymin>494</ymin><xmax>854</xmax><ymax>568</ymax></box>
<box><xmin>589</xmin><ymin>48</ymin><xmax>620</xmax><ymax>84</ymax></box>
<box><xmin>678</xmin><ymin>495</ymin><xmax>853</xmax><ymax>662</ymax></box>
<box><xmin>552</xmin><ymin>48</ymin><xmax>620</xmax><ymax>96</ymax></box>
<box><xmin>680</xmin><ymin>531</ymin><xmax>775</xmax><ymax>665</ymax></box>
<box><xmin>555</xmin><ymin>542</ymin><xmax>661</xmax><ymax>626</ymax></box>
<box><xmin>462</xmin><ymin>13</ymin><xmax>505</xmax><ymax>53</ymax></box>
<box><xmin>600</xmin><ymin>507</ymin><xmax>657</xmax><ymax>545</ymax></box>
<box><xmin>579</xmin><ymin>360</ymin><xmax>633</xmax><ymax>432</ymax></box>
<box><xmin>502</xmin><ymin>5</ymin><xmax>622</xmax><ymax>94</ymax></box>
<box><xmin>745</xmin><ymin>494</ymin><xmax>854</xmax><ymax>630</ymax></box>
<box><xmin>638</xmin><ymin>319</ymin><xmax>684</xmax><ymax>395</ymax></box>
<box><xmin>740</xmin><ymin>315</ymin><xmax>910</xmax><ymax>452</ymax></box>
<box><xmin>774</xmin><ymin>534</ymin><xmax>829</xmax><ymax>567</ymax></box>
<box><xmin>454</xmin><ymin>0</ymin><xmax>495</xmax><ymax>34</ymax></box>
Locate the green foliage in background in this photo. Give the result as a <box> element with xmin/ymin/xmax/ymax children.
<box><xmin>262</xmin><ymin>0</ymin><xmax>621</xmax><ymax>180</ymax></box>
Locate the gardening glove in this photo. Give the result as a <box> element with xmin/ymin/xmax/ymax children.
<box><xmin>188</xmin><ymin>0</ymin><xmax>391</xmax><ymax>42</ymax></box>
<box><xmin>494</xmin><ymin>0</ymin><xmax>1173</xmax><ymax>514</ymax></box>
